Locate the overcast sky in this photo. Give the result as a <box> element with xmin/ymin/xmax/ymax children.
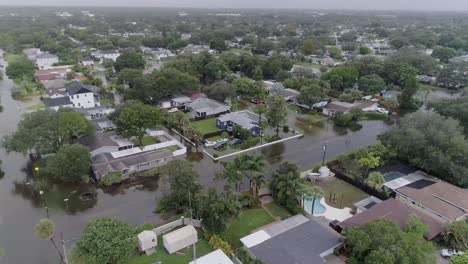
<box><xmin>0</xmin><ymin>0</ymin><xmax>468</xmax><ymax>11</ymax></box>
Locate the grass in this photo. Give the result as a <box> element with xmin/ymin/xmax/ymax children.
<box><xmin>141</xmin><ymin>135</ymin><xmax>159</xmax><ymax>146</ymax></box>
<box><xmin>419</xmin><ymin>84</ymin><xmax>453</xmax><ymax>92</ymax></box>
<box><xmin>190</xmin><ymin>118</ymin><xmax>222</xmax><ymax>135</ymax></box>
<box><xmin>222</xmin><ymin>208</ymin><xmax>275</xmax><ymax>248</ymax></box>
<box><xmin>129</xmin><ymin>235</ymin><xmax>212</xmax><ymax>264</ymax></box>
<box><xmin>307</xmin><ymin>112</ymin><xmax>327</xmax><ymax>122</ymax></box>
<box><xmin>264</xmin><ymin>203</ymin><xmax>292</xmax><ymax>220</ymax></box>
<box><xmin>165</xmin><ymin>145</ymin><xmax>180</xmax><ymax>152</ymax></box>
<box><xmin>7</xmin><ymin>53</ymin><xmax>26</xmax><ymax>63</ymax></box>
<box><xmin>303</xmin><ymin>178</ymin><xmax>369</xmax><ymax>209</ymax></box>
<box><xmin>27</xmin><ymin>101</ymin><xmax>45</xmax><ymax>110</ymax></box>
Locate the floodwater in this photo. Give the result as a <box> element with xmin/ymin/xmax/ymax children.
<box><xmin>0</xmin><ymin>53</ymin><xmax>391</xmax><ymax>263</ymax></box>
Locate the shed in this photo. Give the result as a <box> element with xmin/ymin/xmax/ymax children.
<box><xmin>137</xmin><ymin>230</ymin><xmax>157</xmax><ymax>256</ymax></box>
<box><xmin>189</xmin><ymin>249</ymin><xmax>234</xmax><ymax>264</ymax></box>
<box><xmin>162</xmin><ymin>225</ymin><xmax>198</xmax><ymax>254</ymax></box>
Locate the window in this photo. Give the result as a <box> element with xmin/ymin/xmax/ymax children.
<box><xmin>152</xmin><ymin>239</ymin><xmax>155</xmax><ymax>242</ymax></box>
<box><xmin>76</xmin><ymin>94</ymin><xmax>79</xmax><ymax>99</ymax></box>
<box><xmin>78</xmin><ymin>103</ymin><xmax>81</xmax><ymax>107</ymax></box>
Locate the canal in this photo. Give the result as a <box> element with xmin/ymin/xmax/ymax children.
<box><xmin>0</xmin><ymin>54</ymin><xmax>391</xmax><ymax>263</ymax></box>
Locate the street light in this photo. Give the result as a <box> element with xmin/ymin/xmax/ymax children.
<box><xmin>64</xmin><ymin>198</ymin><xmax>69</xmax><ymax>212</ymax></box>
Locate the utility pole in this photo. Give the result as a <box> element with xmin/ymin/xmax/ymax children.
<box><xmin>61</xmin><ymin>232</ymin><xmax>69</xmax><ymax>264</ymax></box>
<box><xmin>189</xmin><ymin>192</ymin><xmax>197</xmax><ymax>264</ymax></box>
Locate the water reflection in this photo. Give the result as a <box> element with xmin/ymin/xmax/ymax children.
<box><xmin>294</xmin><ymin>116</ymin><xmax>326</xmax><ymax>135</ymax></box>
<box><xmin>261</xmin><ymin>142</ymin><xmax>286</xmax><ymax>165</ymax></box>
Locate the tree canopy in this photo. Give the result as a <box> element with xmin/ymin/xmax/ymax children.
<box><xmin>45</xmin><ymin>144</ymin><xmax>91</xmax><ymax>183</ymax></box>
<box><xmin>379</xmin><ymin>111</ymin><xmax>468</xmax><ymax>187</ymax></box>
<box><xmin>76</xmin><ymin>218</ymin><xmax>135</xmax><ymax>264</ymax></box>
<box><xmin>114</xmin><ymin>51</ymin><xmax>145</xmax><ymax>72</ymax></box>
<box><xmin>345</xmin><ymin>219</ymin><xmax>435</xmax><ymax>264</ymax></box>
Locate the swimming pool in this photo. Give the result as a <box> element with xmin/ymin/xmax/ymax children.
<box><xmin>304</xmin><ymin>196</ymin><xmax>326</xmax><ymax>215</ymax></box>
<box><xmin>383</xmin><ymin>171</ymin><xmax>404</xmax><ymax>182</ymax></box>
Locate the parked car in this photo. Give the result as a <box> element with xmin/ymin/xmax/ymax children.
<box><xmin>204</xmin><ymin>140</ymin><xmax>216</xmax><ymax>147</ymax></box>
<box><xmin>229</xmin><ymin>138</ymin><xmax>244</xmax><ymax>146</ymax></box>
<box><xmin>213</xmin><ymin>141</ymin><xmax>227</xmax><ymax>150</ymax></box>
<box><xmin>167</xmin><ymin>108</ymin><xmax>179</xmax><ymax>113</ymax></box>
<box><xmin>441</xmin><ymin>249</ymin><xmax>464</xmax><ymax>258</ymax></box>
<box><xmin>250</xmin><ymin>99</ymin><xmax>265</xmax><ymax>104</ymax></box>
<box><xmin>216</xmin><ymin>138</ymin><xmax>229</xmax><ymax>144</ymax></box>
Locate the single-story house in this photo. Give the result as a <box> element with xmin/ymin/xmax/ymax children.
<box><xmin>34</xmin><ymin>68</ymin><xmax>70</xmax><ymax>81</ymax></box>
<box><xmin>339</xmin><ymin>198</ymin><xmax>447</xmax><ymax>240</ymax></box>
<box><xmin>162</xmin><ymin>225</ymin><xmax>198</xmax><ymax>254</ymax></box>
<box><xmin>241</xmin><ymin>215</ymin><xmax>342</xmax><ymax>264</ymax></box>
<box><xmin>216</xmin><ymin>110</ymin><xmax>262</xmax><ymax>136</ymax></box>
<box><xmin>35</xmin><ymin>53</ymin><xmax>59</xmax><ymax>69</ymax></box>
<box><xmin>385</xmin><ymin>171</ymin><xmax>468</xmax><ymax>222</ymax></box>
<box><xmin>189</xmin><ymin>249</ymin><xmax>234</xmax><ymax>264</ymax></box>
<box><xmin>43</xmin><ymin>79</ymin><xmax>68</xmax><ymax>98</ymax></box>
<box><xmin>74</xmin><ymin>105</ymin><xmax>114</xmax><ymax>120</ymax></box>
<box><xmin>91</xmin><ymin>148</ymin><xmax>173</xmax><ymax>179</ymax></box>
<box><xmin>170</xmin><ymin>95</ymin><xmax>192</xmax><ymax>108</ymax></box>
<box><xmin>43</xmin><ymin>97</ymin><xmax>73</xmax><ymax>110</ymax></box>
<box><xmin>79</xmin><ymin>57</ymin><xmax>94</xmax><ymax>66</ymax></box>
<box><xmin>417</xmin><ymin>75</ymin><xmax>437</xmax><ymax>85</ymax></box>
<box><xmin>322</xmin><ymin>100</ymin><xmax>378</xmax><ymax>117</ymax></box>
<box><xmin>79</xmin><ymin>131</ymin><xmax>134</xmax><ymax>157</ymax></box>
<box><xmin>380</xmin><ymin>90</ymin><xmax>402</xmax><ymax>100</ymax></box>
<box><xmin>187</xmin><ymin>98</ymin><xmax>230</xmax><ymax>119</ymax></box>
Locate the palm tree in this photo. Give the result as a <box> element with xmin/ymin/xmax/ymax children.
<box><xmin>217</xmin><ymin>161</ymin><xmax>243</xmax><ymax>192</ymax></box>
<box><xmin>174</xmin><ymin>111</ymin><xmax>189</xmax><ymax>132</ymax></box>
<box><xmin>185</xmin><ymin>126</ymin><xmax>203</xmax><ymax>152</ymax></box>
<box><xmin>35</xmin><ymin>219</ymin><xmax>63</xmax><ymax>263</ymax></box>
<box><xmin>272</xmin><ymin>171</ymin><xmax>304</xmax><ymax>209</ymax></box>
<box><xmin>250</xmin><ymin>174</ymin><xmax>265</xmax><ymax>198</ymax></box>
<box><xmin>305</xmin><ymin>186</ymin><xmax>324</xmax><ymax>215</ymax></box>
<box><xmin>367</xmin><ymin>172</ymin><xmax>385</xmax><ymax>189</ymax></box>
<box><xmin>242</xmin><ymin>155</ymin><xmax>266</xmax><ymax>197</ymax></box>
<box><xmin>254</xmin><ymin>104</ymin><xmax>266</xmax><ymax>143</ymax></box>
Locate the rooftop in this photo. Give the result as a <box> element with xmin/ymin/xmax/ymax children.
<box><xmin>35</xmin><ymin>53</ymin><xmax>58</xmax><ymax>59</ymax></box>
<box><xmin>66</xmin><ymin>81</ymin><xmax>98</xmax><ymax>95</ymax></box>
<box><xmin>79</xmin><ymin>131</ymin><xmax>133</xmax><ymax>151</ymax></box>
<box><xmin>339</xmin><ymin>198</ymin><xmax>446</xmax><ymax>239</ymax></box>
<box><xmin>187</xmin><ymin>98</ymin><xmax>229</xmax><ymax>112</ymax></box>
<box><xmin>189</xmin><ymin>249</ymin><xmax>234</xmax><ymax>264</ymax></box>
<box><xmin>353</xmin><ymin>196</ymin><xmax>382</xmax><ymax>212</ymax></box>
<box><xmin>43</xmin><ymin>97</ymin><xmax>72</xmax><ymax>107</ymax></box>
<box><xmin>217</xmin><ymin>110</ymin><xmax>261</xmax><ymax>130</ymax></box>
<box><xmin>244</xmin><ymin>215</ymin><xmax>342</xmax><ymax>264</ymax></box>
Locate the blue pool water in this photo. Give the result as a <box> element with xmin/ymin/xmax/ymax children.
<box><xmin>304</xmin><ymin>196</ymin><xmax>326</xmax><ymax>215</ymax></box>
<box><xmin>383</xmin><ymin>171</ymin><xmax>404</xmax><ymax>182</ymax></box>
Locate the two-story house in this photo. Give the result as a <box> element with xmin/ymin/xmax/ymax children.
<box><xmin>66</xmin><ymin>81</ymin><xmax>100</xmax><ymax>108</ymax></box>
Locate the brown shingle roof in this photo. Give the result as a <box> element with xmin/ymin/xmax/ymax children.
<box><xmin>339</xmin><ymin>198</ymin><xmax>446</xmax><ymax>239</ymax></box>
<box><xmin>397</xmin><ymin>180</ymin><xmax>468</xmax><ymax>221</ymax></box>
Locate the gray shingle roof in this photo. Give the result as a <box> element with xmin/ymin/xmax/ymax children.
<box><xmin>249</xmin><ymin>217</ymin><xmax>342</xmax><ymax>264</ymax></box>
<box><xmin>66</xmin><ymin>81</ymin><xmax>98</xmax><ymax>95</ymax></box>
<box><xmin>44</xmin><ymin>97</ymin><xmax>72</xmax><ymax>107</ymax></box>
<box><xmin>217</xmin><ymin>111</ymin><xmax>261</xmax><ymax>130</ymax></box>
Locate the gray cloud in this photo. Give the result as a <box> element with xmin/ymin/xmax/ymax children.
<box><xmin>0</xmin><ymin>0</ymin><xmax>468</xmax><ymax>11</ymax></box>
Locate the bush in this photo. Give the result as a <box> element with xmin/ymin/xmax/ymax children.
<box><xmin>240</xmin><ymin>137</ymin><xmax>260</xmax><ymax>150</ymax></box>
<box><xmin>221</xmin><ymin>131</ymin><xmax>229</xmax><ymax>139</ymax></box>
<box><xmin>233</xmin><ymin>125</ymin><xmax>251</xmax><ymax>140</ymax></box>
<box><xmin>364</xmin><ymin>112</ymin><xmax>388</xmax><ymax>120</ymax></box>
<box><xmin>334</xmin><ymin>113</ymin><xmax>354</xmax><ymax>127</ymax></box>
<box><xmin>209</xmin><ymin>235</ymin><xmax>233</xmax><ymax>255</ymax></box>
<box><xmin>99</xmin><ymin>172</ymin><xmax>123</xmax><ymax>186</ymax></box>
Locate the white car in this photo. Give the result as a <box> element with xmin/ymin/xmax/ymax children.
<box><xmin>440</xmin><ymin>249</ymin><xmax>464</xmax><ymax>258</ymax></box>
<box><xmin>204</xmin><ymin>140</ymin><xmax>216</xmax><ymax>147</ymax></box>
<box><xmin>216</xmin><ymin>138</ymin><xmax>229</xmax><ymax>144</ymax></box>
<box><xmin>376</xmin><ymin>107</ymin><xmax>389</xmax><ymax>114</ymax></box>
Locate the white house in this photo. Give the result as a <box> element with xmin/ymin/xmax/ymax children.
<box><xmin>92</xmin><ymin>49</ymin><xmax>121</xmax><ymax>62</ymax></box>
<box><xmin>66</xmin><ymin>81</ymin><xmax>100</xmax><ymax>108</ymax></box>
<box><xmin>79</xmin><ymin>57</ymin><xmax>94</xmax><ymax>66</ymax></box>
<box><xmin>35</xmin><ymin>53</ymin><xmax>59</xmax><ymax>69</ymax></box>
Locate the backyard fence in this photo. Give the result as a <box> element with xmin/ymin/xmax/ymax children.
<box><xmin>328</xmin><ymin>163</ymin><xmax>389</xmax><ymax>201</ymax></box>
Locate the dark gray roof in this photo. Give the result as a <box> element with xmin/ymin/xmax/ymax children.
<box><xmin>249</xmin><ymin>219</ymin><xmax>342</xmax><ymax>264</ymax></box>
<box><xmin>36</xmin><ymin>53</ymin><xmax>58</xmax><ymax>59</ymax></box>
<box><xmin>66</xmin><ymin>81</ymin><xmax>98</xmax><ymax>95</ymax></box>
<box><xmin>78</xmin><ymin>132</ymin><xmax>120</xmax><ymax>150</ymax></box>
<box><xmin>92</xmin><ymin>149</ymin><xmax>172</xmax><ymax>178</ymax></box>
<box><xmin>44</xmin><ymin>97</ymin><xmax>72</xmax><ymax>107</ymax></box>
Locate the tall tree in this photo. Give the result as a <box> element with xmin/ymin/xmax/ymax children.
<box><xmin>45</xmin><ymin>144</ymin><xmax>91</xmax><ymax>183</ymax></box>
<box><xmin>76</xmin><ymin>218</ymin><xmax>135</xmax><ymax>264</ymax></box>
<box><xmin>271</xmin><ymin>162</ymin><xmax>304</xmax><ymax>212</ymax></box>
<box><xmin>254</xmin><ymin>104</ymin><xmax>266</xmax><ymax>143</ymax></box>
<box><xmin>35</xmin><ymin>219</ymin><xmax>63</xmax><ymax>263</ymax></box>
<box><xmin>298</xmin><ymin>84</ymin><xmax>327</xmax><ymax>109</ymax></box>
<box><xmin>446</xmin><ymin>221</ymin><xmax>468</xmax><ymax>250</ymax></box>
<box><xmin>431</xmin><ymin>47</ymin><xmax>457</xmax><ymax>63</ymax></box>
<box><xmin>301</xmin><ymin>38</ymin><xmax>314</xmax><ymax>55</ymax></box>
<box><xmin>366</xmin><ymin>172</ymin><xmax>385</xmax><ymax>189</ymax></box>
<box><xmin>266</xmin><ymin>95</ymin><xmax>288</xmax><ymax>136</ymax></box>
<box><xmin>114</xmin><ymin>51</ymin><xmax>145</xmax><ymax>72</ymax></box>
<box><xmin>114</xmin><ymin>102</ymin><xmax>161</xmax><ymax>146</ymax></box>
<box><xmin>58</xmin><ymin>111</ymin><xmax>94</xmax><ymax>143</ymax></box>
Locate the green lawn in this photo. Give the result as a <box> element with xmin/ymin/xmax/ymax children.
<box><xmin>27</xmin><ymin>101</ymin><xmax>45</xmax><ymax>110</ymax></box>
<box><xmin>264</xmin><ymin>203</ymin><xmax>292</xmax><ymax>220</ymax></box>
<box><xmin>303</xmin><ymin>178</ymin><xmax>369</xmax><ymax>209</ymax></box>
<box><xmin>129</xmin><ymin>236</ymin><xmax>212</xmax><ymax>264</ymax></box>
<box><xmin>190</xmin><ymin>118</ymin><xmax>222</xmax><ymax>135</ymax></box>
<box><xmin>7</xmin><ymin>53</ymin><xmax>26</xmax><ymax>63</ymax></box>
<box><xmin>222</xmin><ymin>208</ymin><xmax>275</xmax><ymax>248</ymax></box>
<box><xmin>142</xmin><ymin>135</ymin><xmax>159</xmax><ymax>146</ymax></box>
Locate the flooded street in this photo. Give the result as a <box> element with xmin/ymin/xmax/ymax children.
<box><xmin>0</xmin><ymin>56</ymin><xmax>390</xmax><ymax>263</ymax></box>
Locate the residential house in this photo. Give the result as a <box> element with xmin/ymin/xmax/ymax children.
<box><xmin>74</xmin><ymin>105</ymin><xmax>114</xmax><ymax>120</ymax></box>
<box><xmin>375</xmin><ymin>49</ymin><xmax>398</xmax><ymax>56</ymax></box>
<box><xmin>186</xmin><ymin>98</ymin><xmax>230</xmax><ymax>118</ymax></box>
<box><xmin>79</xmin><ymin>57</ymin><xmax>94</xmax><ymax>66</ymax></box>
<box><xmin>66</xmin><ymin>81</ymin><xmax>100</xmax><ymax>108</ymax></box>
<box><xmin>43</xmin><ymin>97</ymin><xmax>73</xmax><ymax>110</ymax></box>
<box><xmin>170</xmin><ymin>95</ymin><xmax>192</xmax><ymax>108</ymax></box>
<box><xmin>34</xmin><ymin>67</ymin><xmax>70</xmax><ymax>81</ymax></box>
<box><xmin>417</xmin><ymin>75</ymin><xmax>437</xmax><ymax>85</ymax></box>
<box><xmin>23</xmin><ymin>48</ymin><xmax>42</xmax><ymax>61</ymax></box>
<box><xmin>79</xmin><ymin>131</ymin><xmax>135</xmax><ymax>157</ymax></box>
<box><xmin>144</xmin><ymin>48</ymin><xmax>176</xmax><ymax>60</ymax></box>
<box><xmin>339</xmin><ymin>198</ymin><xmax>447</xmax><ymax>240</ymax></box>
<box><xmin>380</xmin><ymin>90</ymin><xmax>402</xmax><ymax>100</ymax></box>
<box><xmin>92</xmin><ymin>148</ymin><xmax>173</xmax><ymax>179</ymax></box>
<box><xmin>189</xmin><ymin>249</ymin><xmax>234</xmax><ymax>264</ymax></box>
<box><xmin>92</xmin><ymin>49</ymin><xmax>121</xmax><ymax>62</ymax></box>
<box><xmin>35</xmin><ymin>53</ymin><xmax>59</xmax><ymax>69</ymax></box>
<box><xmin>352</xmin><ymin>196</ymin><xmax>382</xmax><ymax>214</ymax></box>
<box><xmin>270</xmin><ymin>84</ymin><xmax>301</xmax><ymax>102</ymax></box>
<box><xmin>322</xmin><ymin>100</ymin><xmax>378</xmax><ymax>117</ymax></box>
<box><xmin>181</xmin><ymin>44</ymin><xmax>212</xmax><ymax>55</ymax></box>
<box><xmin>304</xmin><ymin>55</ymin><xmax>321</xmax><ymax>64</ymax></box>
<box><xmin>449</xmin><ymin>55</ymin><xmax>468</xmax><ymax>63</ymax></box>
<box><xmin>384</xmin><ymin>171</ymin><xmax>468</xmax><ymax>222</ymax></box>
<box><xmin>217</xmin><ymin>110</ymin><xmax>262</xmax><ymax>136</ymax></box>
<box><xmin>240</xmin><ymin>215</ymin><xmax>342</xmax><ymax>264</ymax></box>
<box><xmin>43</xmin><ymin>79</ymin><xmax>67</xmax><ymax>98</ymax></box>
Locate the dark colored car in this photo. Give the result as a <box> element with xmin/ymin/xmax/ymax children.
<box><xmin>213</xmin><ymin>141</ymin><xmax>227</xmax><ymax>150</ymax></box>
<box><xmin>229</xmin><ymin>139</ymin><xmax>244</xmax><ymax>146</ymax></box>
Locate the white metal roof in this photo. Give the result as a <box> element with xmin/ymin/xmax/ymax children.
<box><xmin>240</xmin><ymin>230</ymin><xmax>271</xmax><ymax>248</ymax></box>
<box><xmin>110</xmin><ymin>148</ymin><xmax>142</xmax><ymax>159</ymax></box>
<box><xmin>189</xmin><ymin>249</ymin><xmax>234</xmax><ymax>264</ymax></box>
<box><xmin>163</xmin><ymin>225</ymin><xmax>196</xmax><ymax>244</ymax></box>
